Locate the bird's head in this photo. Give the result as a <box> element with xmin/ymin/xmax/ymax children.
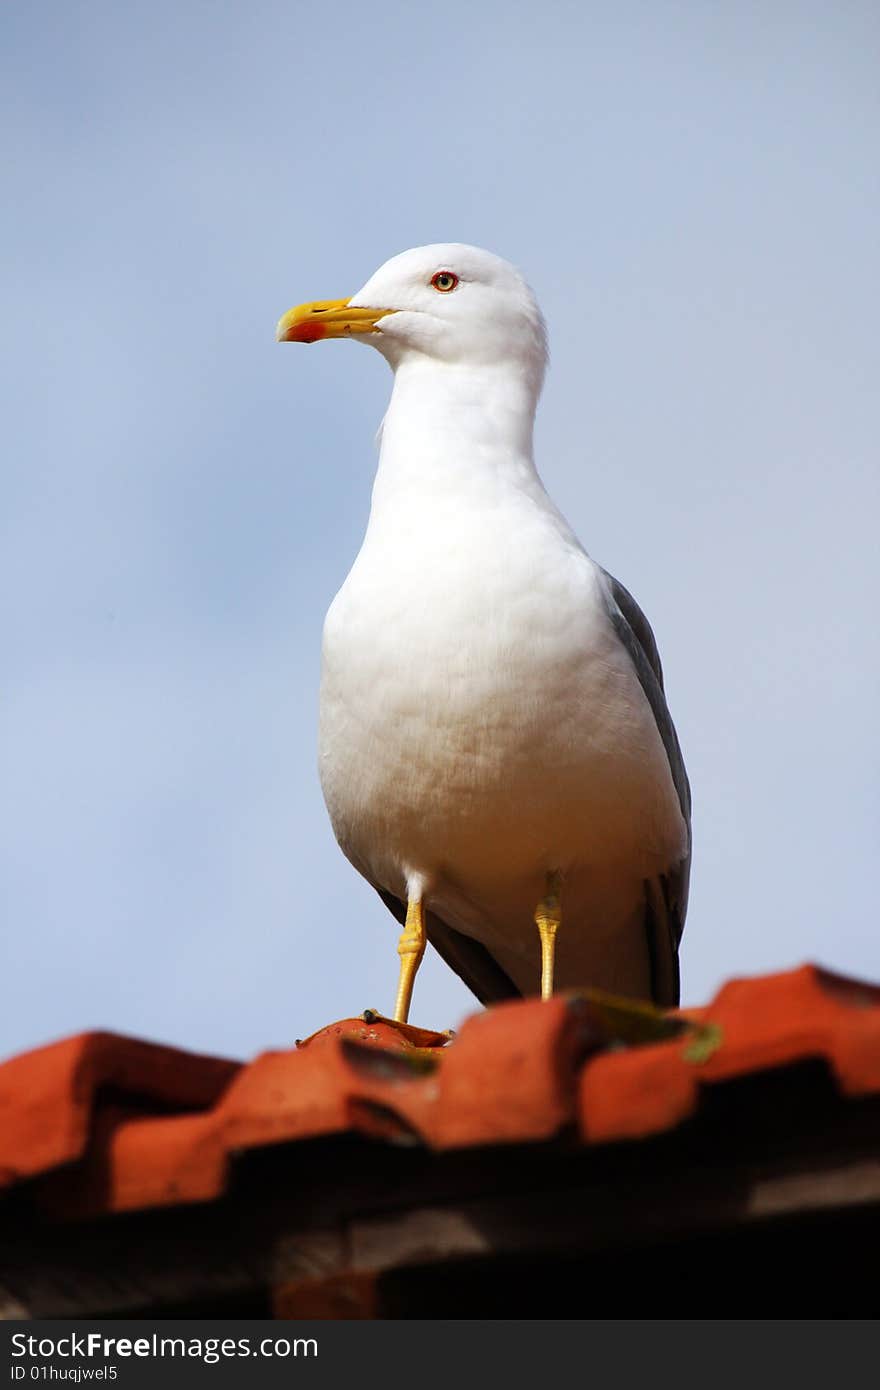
<box><xmin>276</xmin><ymin>243</ymin><xmax>547</xmax><ymax>391</ymax></box>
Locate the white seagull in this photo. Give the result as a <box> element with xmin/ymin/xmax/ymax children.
<box><xmin>276</xmin><ymin>244</ymin><xmax>691</xmax><ymax>1024</ymax></box>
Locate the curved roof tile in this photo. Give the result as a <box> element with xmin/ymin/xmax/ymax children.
<box><xmin>1</xmin><ymin>964</ymin><xmax>877</xmax><ymax>1221</ymax></box>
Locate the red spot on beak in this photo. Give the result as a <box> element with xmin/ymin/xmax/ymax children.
<box><xmin>282</xmin><ymin>320</ymin><xmax>328</xmax><ymax>344</ymax></box>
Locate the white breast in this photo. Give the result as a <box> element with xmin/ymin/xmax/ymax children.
<box><xmin>318</xmin><ymin>484</ymin><xmax>685</xmax><ymax>925</ymax></box>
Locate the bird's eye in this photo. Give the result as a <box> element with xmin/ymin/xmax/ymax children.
<box><xmin>430</xmin><ymin>270</ymin><xmax>459</xmax><ymax>293</ymax></box>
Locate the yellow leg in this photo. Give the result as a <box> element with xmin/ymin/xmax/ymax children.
<box><xmin>393</xmin><ymin>897</ymin><xmax>426</xmax><ymax>1024</ymax></box>
<box><xmin>534</xmin><ymin>870</ymin><xmax>563</xmax><ymax>1000</ymax></box>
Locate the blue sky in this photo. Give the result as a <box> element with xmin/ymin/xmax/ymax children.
<box><xmin>3</xmin><ymin>0</ymin><xmax>878</xmax><ymax>1061</ymax></box>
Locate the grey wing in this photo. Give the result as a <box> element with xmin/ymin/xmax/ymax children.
<box><xmin>600</xmin><ymin>569</ymin><xmax>692</xmax><ymax>1007</ymax></box>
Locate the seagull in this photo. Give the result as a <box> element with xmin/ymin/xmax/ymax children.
<box><xmin>276</xmin><ymin>244</ymin><xmax>691</xmax><ymax>1025</ymax></box>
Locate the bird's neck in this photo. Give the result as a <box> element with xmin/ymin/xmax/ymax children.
<box><xmin>370</xmin><ymin>358</ymin><xmax>543</xmax><ymax>510</ymax></box>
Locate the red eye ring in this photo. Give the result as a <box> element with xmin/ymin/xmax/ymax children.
<box><xmin>430</xmin><ymin>270</ymin><xmax>459</xmax><ymax>293</ymax></box>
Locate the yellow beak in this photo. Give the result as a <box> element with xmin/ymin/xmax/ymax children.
<box><xmin>275</xmin><ymin>297</ymin><xmax>394</xmax><ymax>344</ymax></box>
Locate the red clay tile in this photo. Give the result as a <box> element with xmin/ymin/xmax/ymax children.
<box><xmin>55</xmin><ymin>1035</ymin><xmax>440</xmax><ymax>1215</ymax></box>
<box><xmin>25</xmin><ymin>1001</ymin><xmax>598</xmax><ymax>1215</ymax></box>
<box><xmin>3</xmin><ymin>964</ymin><xmax>879</xmax><ymax>1221</ymax></box>
<box><xmin>38</xmin><ymin>1109</ymin><xmax>223</xmax><ymax>1220</ymax></box>
<box><xmin>296</xmin><ymin>1014</ymin><xmax>451</xmax><ymax>1054</ymax></box>
<box><xmin>274</xmin><ymin>1272</ymin><xmax>379</xmax><ymax>1319</ymax></box>
<box><xmin>213</xmin><ymin>1042</ymin><xmax>416</xmax><ymax>1152</ymax></box>
<box><xmin>0</xmin><ymin>1031</ymin><xmax>238</xmax><ymax>1190</ymax></box>
<box><xmin>578</xmin><ymin>964</ymin><xmax>880</xmax><ymax>1143</ymax></box>
<box><xmin>422</xmin><ymin>993</ymin><xmax>601</xmax><ymax>1148</ymax></box>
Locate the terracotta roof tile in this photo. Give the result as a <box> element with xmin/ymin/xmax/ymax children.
<box><xmin>417</xmin><ymin>994</ymin><xmax>599</xmax><ymax>1147</ymax></box>
<box><xmin>0</xmin><ymin>1031</ymin><xmax>238</xmax><ymax>1192</ymax></box>
<box><xmin>1</xmin><ymin>963</ymin><xmax>878</xmax><ymax>1222</ymax></box>
<box><xmin>578</xmin><ymin>964</ymin><xmax>880</xmax><ymax>1143</ymax></box>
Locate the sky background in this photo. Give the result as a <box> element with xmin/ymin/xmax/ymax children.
<box><xmin>3</xmin><ymin>1</ymin><xmax>878</xmax><ymax>1062</ymax></box>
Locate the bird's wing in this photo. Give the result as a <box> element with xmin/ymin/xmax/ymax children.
<box><xmin>599</xmin><ymin>569</ymin><xmax>692</xmax><ymax>1007</ymax></box>
<box><xmin>377</xmin><ymin>890</ymin><xmax>522</xmax><ymax>1006</ymax></box>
